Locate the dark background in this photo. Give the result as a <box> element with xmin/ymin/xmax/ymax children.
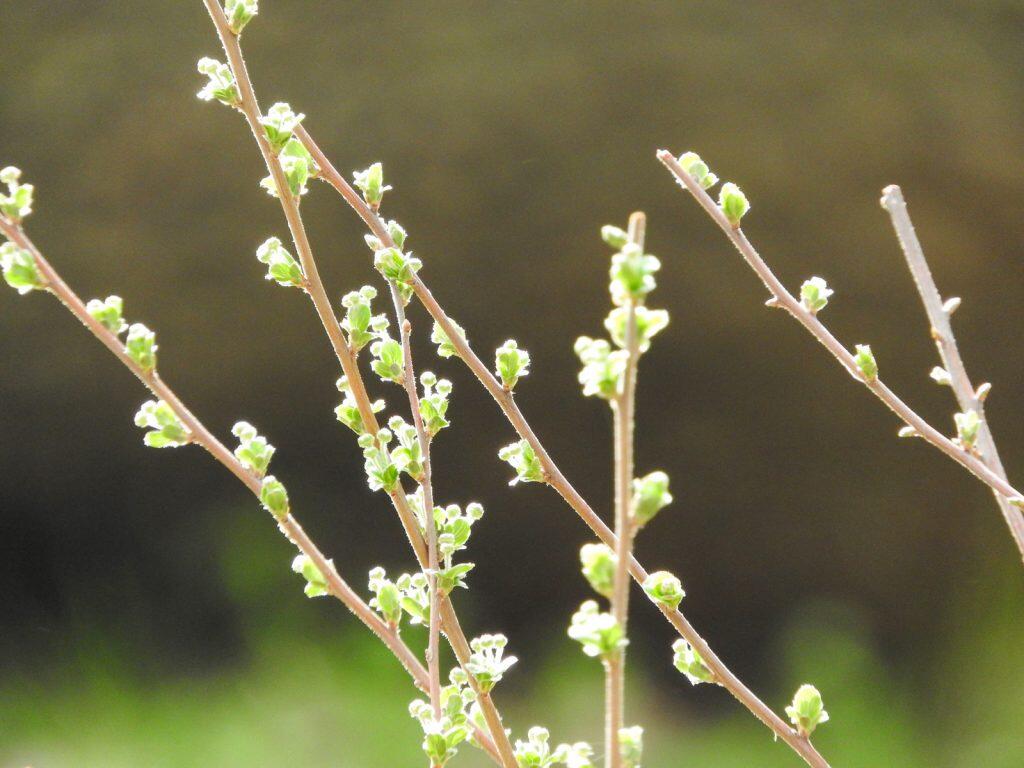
<box><xmin>2</xmin><ymin>1</ymin><xmax>1023</xmax><ymax>765</ymax></box>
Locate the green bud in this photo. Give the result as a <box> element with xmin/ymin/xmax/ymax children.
<box><xmin>256</xmin><ymin>237</ymin><xmax>304</xmax><ymax>287</ymax></box>
<box><xmin>340</xmin><ymin>285</ymin><xmax>384</xmax><ymax>352</ymax></box>
<box><xmin>368</xmin><ymin>566</ymin><xmax>403</xmax><ymax>625</ymax></box>
<box><xmin>436</xmin><ymin>562</ymin><xmax>475</xmax><ymax>595</ymax></box>
<box><xmin>389</xmin><ymin>416</ymin><xmax>425</xmax><ymax>482</ymax></box>
<box><xmin>0</xmin><ymin>166</ymin><xmax>35</xmax><ymax>221</ymax></box>
<box><xmin>224</xmin><ymin>0</ymin><xmax>258</xmax><ymax>34</ymax></box>
<box><xmin>604</xmin><ymin>305</ymin><xmax>669</xmax><ymax>353</ymax></box>
<box><xmin>677</xmin><ymin>151</ymin><xmax>719</xmax><ymax>190</ymax></box>
<box><xmin>785</xmin><ymin>684</ymin><xmax>829</xmax><ymax>737</ymax></box>
<box><xmin>609</xmin><ymin>243</ymin><xmax>661</xmax><ymax>305</ymax></box>
<box><xmin>431</xmin><ymin>319</ymin><xmax>466</xmax><ymax>359</ymax></box>
<box><xmin>353</xmin><ymin>162</ymin><xmax>391</xmax><ymax>210</ymax></box>
<box><xmin>86</xmin><ymin>296</ymin><xmax>127</xmax><ymax>334</ymax></box>
<box><xmin>672</xmin><ymin>639</ymin><xmax>714</xmax><ymax>685</ymax></box>
<box><xmin>498</xmin><ymin>439</ymin><xmax>544</xmax><ymax>485</ymax></box>
<box><xmin>618</xmin><ymin>726</ymin><xmax>643</xmax><ymax>768</ymax></box>
<box><xmin>632</xmin><ymin>471</ymin><xmax>672</xmax><ymax>526</ymax></box>
<box><xmin>419</xmin><ymin>372</ymin><xmax>452</xmax><ymax>436</ymax></box>
<box><xmin>334</xmin><ymin>376</ymin><xmax>385</xmax><ymax>435</ymax></box>
<box><xmin>259</xmin><ymin>102</ymin><xmax>304</xmax><ymax>155</ymax></box>
<box><xmin>642</xmin><ymin>570</ymin><xmax>685</xmax><ymax>610</ymax></box>
<box><xmin>231</xmin><ymin>421</ymin><xmax>275</xmax><ymax>477</ymax></box>
<box><xmin>397</xmin><ymin>571</ymin><xmax>430</xmax><ymax>625</ymax></box>
<box><xmin>929</xmin><ymin>366</ymin><xmax>952</xmax><ymax>386</ymax></box>
<box><xmin>496</xmin><ymin>339</ymin><xmax>531</xmax><ymax>390</ymax></box>
<box><xmin>260</xmin><ymin>138</ymin><xmax>314</xmax><ymax>198</ymax></box>
<box><xmin>0</xmin><ymin>242</ymin><xmax>44</xmax><ymax>294</ymax></box>
<box><xmin>568</xmin><ymin>600</ymin><xmax>626</xmax><ymax>659</ymax></box>
<box><xmin>259</xmin><ymin>475</ymin><xmax>290</xmax><ymax>519</ymax></box>
<box><xmin>134</xmin><ymin>399</ymin><xmax>190</xmax><ymax>448</ymax></box>
<box><xmin>513</xmin><ymin>727</ymin><xmax>558</xmax><ymax>768</ymax></box>
<box><xmin>853</xmin><ymin>344</ymin><xmax>877</xmax><ymax>382</ymax></box>
<box><xmin>373</xmin><ymin>247</ymin><xmax>422</xmax><ymax>284</ymax></box>
<box><xmin>954</xmin><ymin>410</ymin><xmax>980</xmax><ymax>450</ymax></box>
<box><xmin>125</xmin><ymin>323</ymin><xmax>157</xmax><ymax>374</ymax></box>
<box><xmin>466</xmin><ymin>633</ymin><xmax>517</xmax><ymax>692</ymax></box>
<box><xmin>363</xmin><ymin>431</ymin><xmax>400</xmax><ymax>493</ymax></box>
<box><xmin>600</xmin><ymin>225</ymin><xmax>630</xmax><ymax>249</ymax></box>
<box><xmin>196</xmin><ymin>57</ymin><xmax>239</xmax><ymax>107</ymax></box>
<box><xmin>718</xmin><ymin>182</ymin><xmax>749</xmax><ymax>227</ymax></box>
<box><xmin>800</xmin><ymin>277</ymin><xmax>833</xmax><ymax>314</ymax></box>
<box><xmin>387</xmin><ymin>220</ymin><xmax>407</xmax><ymax>250</ymax></box>
<box><xmin>291</xmin><ymin>554</ymin><xmax>331</xmax><ymax>598</ymax></box>
<box><xmin>579</xmin><ymin>543</ymin><xmax>616</xmax><ymax>598</ymax></box>
<box><xmin>370</xmin><ymin>333</ymin><xmax>405</xmax><ymax>384</ymax></box>
<box><xmin>574</xmin><ymin>336</ymin><xmax>626</xmax><ymax>400</ymax></box>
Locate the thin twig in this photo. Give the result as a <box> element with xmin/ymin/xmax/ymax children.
<box><xmin>606</xmin><ymin>211</ymin><xmax>645</xmax><ymax>768</ymax></box>
<box><xmin>201</xmin><ymin>6</ymin><xmax>517</xmax><ymax>763</ymax></box>
<box><xmin>297</xmin><ymin>126</ymin><xmax>831</xmax><ymax>768</ymax></box>
<box><xmin>880</xmin><ymin>185</ymin><xmax>1024</xmax><ymax>558</ymax></box>
<box><xmin>392</xmin><ymin>288</ymin><xmax>443</xmax><ymax>719</ymax></box>
<box><xmin>658</xmin><ymin>149</ymin><xmax>1024</xmax><ymax>563</ymax></box>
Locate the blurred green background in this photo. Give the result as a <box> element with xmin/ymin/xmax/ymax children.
<box><xmin>2</xmin><ymin>1</ymin><xmax>1024</xmax><ymax>765</ymax></box>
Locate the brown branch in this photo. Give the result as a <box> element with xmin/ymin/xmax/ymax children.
<box><xmin>658</xmin><ymin>150</ymin><xmax>1024</xmax><ymax>563</ymax></box>
<box><xmin>201</xmin><ymin>5</ymin><xmax>516</xmax><ymax>763</ymax></box>
<box><xmin>880</xmin><ymin>185</ymin><xmax>1024</xmax><ymax>558</ymax></box>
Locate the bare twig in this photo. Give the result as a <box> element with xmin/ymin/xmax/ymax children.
<box><xmin>880</xmin><ymin>185</ymin><xmax>1024</xmax><ymax>558</ymax></box>
<box><xmin>297</xmin><ymin>126</ymin><xmax>831</xmax><ymax>767</ymax></box>
<box><xmin>201</xmin><ymin>5</ymin><xmax>517</xmax><ymax>763</ymax></box>
<box><xmin>658</xmin><ymin>150</ymin><xmax>1024</xmax><ymax>564</ymax></box>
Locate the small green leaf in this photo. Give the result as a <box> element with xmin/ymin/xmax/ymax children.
<box><xmin>853</xmin><ymin>344</ymin><xmax>877</xmax><ymax>382</ymax></box>
<box><xmin>0</xmin><ymin>242</ymin><xmax>44</xmax><ymax>294</ymax></box>
<box><xmin>785</xmin><ymin>684</ymin><xmax>829</xmax><ymax>736</ymax></box>
<box><xmin>579</xmin><ymin>543</ymin><xmax>615</xmax><ymax>598</ymax></box>
<box><xmin>954</xmin><ymin>410</ymin><xmax>980</xmax><ymax>450</ymax></box>
<box><xmin>677</xmin><ymin>151</ymin><xmax>719</xmax><ymax>190</ymax></box>
<box><xmin>256</xmin><ymin>237</ymin><xmax>304</xmax><ymax>287</ymax></box>
<box><xmin>291</xmin><ymin>554</ymin><xmax>331</xmax><ymax>598</ymax></box>
<box><xmin>431</xmin><ymin>319</ymin><xmax>466</xmax><ymax>359</ymax></box>
<box><xmin>231</xmin><ymin>421</ymin><xmax>275</xmax><ymax>477</ymax></box>
<box><xmin>259</xmin><ymin>102</ymin><xmax>304</xmax><ymax>154</ymax></box>
<box><xmin>125</xmin><ymin>323</ymin><xmax>157</xmax><ymax>374</ymax></box>
<box><xmin>568</xmin><ymin>600</ymin><xmax>626</xmax><ymax>659</ymax></box>
<box><xmin>496</xmin><ymin>339</ymin><xmax>531</xmax><ymax>390</ymax></box>
<box><xmin>800</xmin><ymin>277</ymin><xmax>833</xmax><ymax>314</ymax></box>
<box><xmin>134</xmin><ymin>399</ymin><xmax>190</xmax><ymax>448</ymax></box>
<box><xmin>224</xmin><ymin>0</ymin><xmax>258</xmax><ymax>34</ymax></box>
<box><xmin>672</xmin><ymin>639</ymin><xmax>715</xmax><ymax>685</ymax></box>
<box><xmin>498</xmin><ymin>439</ymin><xmax>544</xmax><ymax>485</ymax></box>
<box><xmin>0</xmin><ymin>166</ymin><xmax>35</xmax><ymax>221</ymax></box>
<box><xmin>718</xmin><ymin>182</ymin><xmax>749</xmax><ymax>227</ymax></box>
<box><xmin>632</xmin><ymin>471</ymin><xmax>672</xmax><ymax>527</ymax></box>
<box><xmin>86</xmin><ymin>296</ymin><xmax>127</xmax><ymax>334</ymax></box>
<box><xmin>353</xmin><ymin>162</ymin><xmax>392</xmax><ymax>210</ymax></box>
<box><xmin>642</xmin><ymin>570</ymin><xmax>685</xmax><ymax>610</ymax></box>
<box><xmin>196</xmin><ymin>57</ymin><xmax>239</xmax><ymax>106</ymax></box>
<box><xmin>260</xmin><ymin>476</ymin><xmax>290</xmax><ymax>519</ymax></box>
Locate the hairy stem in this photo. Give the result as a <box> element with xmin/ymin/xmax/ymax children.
<box><xmin>202</xmin><ymin>6</ymin><xmax>516</xmax><ymax>763</ymax></box>
<box><xmin>297</xmin><ymin>126</ymin><xmax>831</xmax><ymax>767</ymax></box>
<box><xmin>880</xmin><ymin>185</ymin><xmax>1024</xmax><ymax>557</ymax></box>
<box><xmin>658</xmin><ymin>149</ymin><xmax>1024</xmax><ymax>562</ymax></box>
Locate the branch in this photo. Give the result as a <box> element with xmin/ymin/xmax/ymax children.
<box><xmin>880</xmin><ymin>185</ymin><xmax>1024</xmax><ymax>557</ymax></box>
<box><xmin>657</xmin><ymin>149</ymin><xmax>1024</xmax><ymax>564</ymax></box>
<box><xmin>606</xmin><ymin>211</ymin><xmax>645</xmax><ymax>768</ymax></box>
<box><xmin>392</xmin><ymin>288</ymin><xmax>443</xmax><ymax>719</ymax></box>
<box><xmin>0</xmin><ymin>216</ymin><xmax>432</xmax><ymax>708</ymax></box>
<box><xmin>296</xmin><ymin>126</ymin><xmax>831</xmax><ymax>768</ymax></box>
<box><xmin>201</xmin><ymin>5</ymin><xmax>517</xmax><ymax>764</ymax></box>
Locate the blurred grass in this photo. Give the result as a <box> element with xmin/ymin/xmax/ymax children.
<box><xmin>4</xmin><ymin>583</ymin><xmax>1022</xmax><ymax>767</ymax></box>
